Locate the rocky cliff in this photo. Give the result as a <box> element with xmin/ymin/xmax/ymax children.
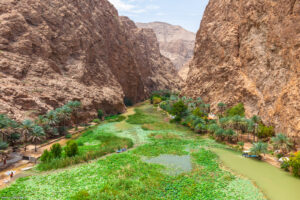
<box><xmin>183</xmin><ymin>0</ymin><xmax>300</xmax><ymax>137</ymax></box>
<box><xmin>0</xmin><ymin>0</ymin><xmax>180</xmax><ymax>121</ymax></box>
<box><xmin>136</xmin><ymin>22</ymin><xmax>195</xmax><ymax>72</ymax></box>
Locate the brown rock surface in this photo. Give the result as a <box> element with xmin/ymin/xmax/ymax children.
<box><xmin>136</xmin><ymin>22</ymin><xmax>195</xmax><ymax>72</ymax></box>
<box><xmin>0</xmin><ymin>0</ymin><xmax>180</xmax><ymax>121</ymax></box>
<box><xmin>183</xmin><ymin>0</ymin><xmax>300</xmax><ymax>137</ymax></box>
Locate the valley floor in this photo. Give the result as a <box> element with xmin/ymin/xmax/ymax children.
<box><xmin>0</xmin><ymin>102</ymin><xmax>299</xmax><ymax>199</ymax></box>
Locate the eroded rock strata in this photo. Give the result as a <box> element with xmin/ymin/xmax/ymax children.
<box><xmin>0</xmin><ymin>0</ymin><xmax>180</xmax><ymax>121</ymax></box>
<box><xmin>183</xmin><ymin>0</ymin><xmax>300</xmax><ymax>137</ymax></box>
<box><xmin>136</xmin><ymin>22</ymin><xmax>195</xmax><ymax>72</ymax></box>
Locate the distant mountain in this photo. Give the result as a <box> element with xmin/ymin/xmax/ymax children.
<box><xmin>136</xmin><ymin>22</ymin><xmax>195</xmax><ymax>74</ymax></box>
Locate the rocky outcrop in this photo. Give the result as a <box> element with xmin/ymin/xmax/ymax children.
<box><xmin>136</xmin><ymin>22</ymin><xmax>195</xmax><ymax>72</ymax></box>
<box><xmin>183</xmin><ymin>0</ymin><xmax>300</xmax><ymax>137</ymax></box>
<box><xmin>0</xmin><ymin>0</ymin><xmax>180</xmax><ymax>121</ymax></box>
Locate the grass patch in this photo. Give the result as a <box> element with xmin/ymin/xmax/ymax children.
<box><xmin>37</xmin><ymin>129</ymin><xmax>133</xmax><ymax>171</ymax></box>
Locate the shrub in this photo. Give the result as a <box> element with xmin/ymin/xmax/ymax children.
<box><xmin>193</xmin><ymin>108</ymin><xmax>207</xmax><ymax>118</ymax></box>
<box><xmin>51</xmin><ymin>143</ymin><xmax>62</xmax><ymax>158</ymax></box>
<box><xmin>92</xmin><ymin>119</ymin><xmax>101</xmax><ymax>124</ymax></box>
<box><xmin>40</xmin><ymin>150</ymin><xmax>52</xmax><ymax>163</ymax></box>
<box><xmin>289</xmin><ymin>151</ymin><xmax>300</xmax><ymax>177</ymax></box>
<box><xmin>124</xmin><ymin>97</ymin><xmax>133</xmax><ymax>106</ymax></box>
<box><xmin>0</xmin><ymin>141</ymin><xmax>8</xmax><ymax>150</ymax></box>
<box><xmin>65</xmin><ymin>134</ymin><xmax>72</xmax><ymax>139</ymax></box>
<box><xmin>97</xmin><ymin>109</ymin><xmax>104</xmax><ymax>119</ymax></box>
<box><xmin>257</xmin><ymin>124</ymin><xmax>275</xmax><ymax>138</ymax></box>
<box><xmin>71</xmin><ymin>190</ymin><xmax>90</xmax><ymax>200</ymax></box>
<box><xmin>281</xmin><ymin>161</ymin><xmax>290</xmax><ymax>172</ymax></box>
<box><xmin>65</xmin><ymin>140</ymin><xmax>79</xmax><ymax>157</ymax></box>
<box><xmin>153</xmin><ymin>97</ymin><xmax>162</xmax><ymax>104</ymax></box>
<box><xmin>170</xmin><ymin>100</ymin><xmax>187</xmax><ymax>120</ymax></box>
<box><xmin>226</xmin><ymin>103</ymin><xmax>245</xmax><ymax>117</ymax></box>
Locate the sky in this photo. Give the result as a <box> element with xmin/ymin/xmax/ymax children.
<box><xmin>108</xmin><ymin>0</ymin><xmax>209</xmax><ymax>33</ymax></box>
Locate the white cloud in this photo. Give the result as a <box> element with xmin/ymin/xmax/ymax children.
<box><xmin>108</xmin><ymin>0</ymin><xmax>159</xmax><ymax>14</ymax></box>
<box><xmin>108</xmin><ymin>0</ymin><xmax>135</xmax><ymax>12</ymax></box>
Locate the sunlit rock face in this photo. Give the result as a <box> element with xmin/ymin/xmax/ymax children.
<box><xmin>0</xmin><ymin>0</ymin><xmax>180</xmax><ymax>121</ymax></box>
<box><xmin>136</xmin><ymin>22</ymin><xmax>195</xmax><ymax>74</ymax></box>
<box><xmin>183</xmin><ymin>0</ymin><xmax>300</xmax><ymax>137</ymax></box>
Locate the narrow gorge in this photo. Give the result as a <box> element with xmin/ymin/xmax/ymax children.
<box><xmin>0</xmin><ymin>0</ymin><xmax>181</xmax><ymax>122</ymax></box>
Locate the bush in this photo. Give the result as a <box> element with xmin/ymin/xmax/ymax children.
<box><xmin>92</xmin><ymin>119</ymin><xmax>101</xmax><ymax>124</ymax></box>
<box><xmin>124</xmin><ymin>97</ymin><xmax>133</xmax><ymax>107</ymax></box>
<box><xmin>65</xmin><ymin>140</ymin><xmax>79</xmax><ymax>157</ymax></box>
<box><xmin>51</xmin><ymin>143</ymin><xmax>62</xmax><ymax>158</ymax></box>
<box><xmin>226</xmin><ymin>103</ymin><xmax>245</xmax><ymax>117</ymax></box>
<box><xmin>0</xmin><ymin>141</ymin><xmax>8</xmax><ymax>150</ymax></box>
<box><xmin>71</xmin><ymin>190</ymin><xmax>90</xmax><ymax>200</ymax></box>
<box><xmin>170</xmin><ymin>101</ymin><xmax>187</xmax><ymax>120</ymax></box>
<box><xmin>65</xmin><ymin>134</ymin><xmax>72</xmax><ymax>139</ymax></box>
<box><xmin>153</xmin><ymin>97</ymin><xmax>162</xmax><ymax>105</ymax></box>
<box><xmin>257</xmin><ymin>124</ymin><xmax>275</xmax><ymax>138</ymax></box>
<box><xmin>289</xmin><ymin>151</ymin><xmax>300</xmax><ymax>177</ymax></box>
<box><xmin>97</xmin><ymin>109</ymin><xmax>104</xmax><ymax>119</ymax></box>
<box><xmin>281</xmin><ymin>161</ymin><xmax>290</xmax><ymax>172</ymax></box>
<box><xmin>40</xmin><ymin>150</ymin><xmax>52</xmax><ymax>163</ymax></box>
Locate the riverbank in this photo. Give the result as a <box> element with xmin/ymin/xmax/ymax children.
<box><xmin>0</xmin><ymin>102</ymin><xmax>299</xmax><ymax>199</ymax></box>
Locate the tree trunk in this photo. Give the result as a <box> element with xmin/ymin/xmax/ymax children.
<box><xmin>35</xmin><ymin>141</ymin><xmax>37</xmax><ymax>152</ymax></box>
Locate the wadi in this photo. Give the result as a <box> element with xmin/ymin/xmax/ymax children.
<box><xmin>0</xmin><ymin>0</ymin><xmax>299</xmax><ymax>199</ymax></box>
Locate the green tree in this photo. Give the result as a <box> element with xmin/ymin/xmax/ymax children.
<box><xmin>217</xmin><ymin>102</ymin><xmax>227</xmax><ymax>116</ymax></box>
<box><xmin>271</xmin><ymin>133</ymin><xmax>293</xmax><ymax>154</ymax></box>
<box><xmin>65</xmin><ymin>140</ymin><xmax>78</xmax><ymax>157</ymax></box>
<box><xmin>21</xmin><ymin>119</ymin><xmax>34</xmax><ymax>151</ymax></box>
<box><xmin>40</xmin><ymin>149</ymin><xmax>52</xmax><ymax>163</ymax></box>
<box><xmin>226</xmin><ymin>103</ymin><xmax>245</xmax><ymax>117</ymax></box>
<box><xmin>29</xmin><ymin>125</ymin><xmax>45</xmax><ymax>152</ymax></box>
<box><xmin>170</xmin><ymin>101</ymin><xmax>187</xmax><ymax>121</ymax></box>
<box><xmin>97</xmin><ymin>109</ymin><xmax>104</xmax><ymax>120</ymax></box>
<box><xmin>250</xmin><ymin>142</ymin><xmax>268</xmax><ymax>159</ymax></box>
<box><xmin>50</xmin><ymin>143</ymin><xmax>62</xmax><ymax>158</ymax></box>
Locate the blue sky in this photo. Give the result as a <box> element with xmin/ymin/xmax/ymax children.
<box><xmin>108</xmin><ymin>0</ymin><xmax>209</xmax><ymax>33</ymax></box>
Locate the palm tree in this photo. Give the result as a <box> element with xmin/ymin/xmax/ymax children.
<box><xmin>271</xmin><ymin>133</ymin><xmax>293</xmax><ymax>154</ymax></box>
<box><xmin>215</xmin><ymin>128</ymin><xmax>225</xmax><ymax>141</ymax></box>
<box><xmin>250</xmin><ymin>141</ymin><xmax>268</xmax><ymax>159</ymax></box>
<box><xmin>251</xmin><ymin>115</ymin><xmax>260</xmax><ymax>142</ymax></box>
<box><xmin>67</xmin><ymin>101</ymin><xmax>81</xmax><ymax>126</ymax></box>
<box><xmin>46</xmin><ymin>110</ymin><xmax>59</xmax><ymax>127</ymax></box>
<box><xmin>246</xmin><ymin>119</ymin><xmax>254</xmax><ymax>142</ymax></box>
<box><xmin>29</xmin><ymin>125</ymin><xmax>45</xmax><ymax>152</ymax></box>
<box><xmin>224</xmin><ymin>129</ymin><xmax>236</xmax><ymax>143</ymax></box>
<box><xmin>217</xmin><ymin>102</ymin><xmax>227</xmax><ymax>116</ymax></box>
<box><xmin>21</xmin><ymin>120</ymin><xmax>34</xmax><ymax>151</ymax></box>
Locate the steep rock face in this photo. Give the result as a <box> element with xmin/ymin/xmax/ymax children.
<box><xmin>136</xmin><ymin>22</ymin><xmax>195</xmax><ymax>72</ymax></box>
<box><xmin>183</xmin><ymin>0</ymin><xmax>300</xmax><ymax>137</ymax></box>
<box><xmin>0</xmin><ymin>0</ymin><xmax>180</xmax><ymax>121</ymax></box>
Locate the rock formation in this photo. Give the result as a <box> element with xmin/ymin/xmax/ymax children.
<box><xmin>136</xmin><ymin>22</ymin><xmax>195</xmax><ymax>73</ymax></box>
<box><xmin>0</xmin><ymin>0</ymin><xmax>180</xmax><ymax>121</ymax></box>
<box><xmin>183</xmin><ymin>0</ymin><xmax>300</xmax><ymax>137</ymax></box>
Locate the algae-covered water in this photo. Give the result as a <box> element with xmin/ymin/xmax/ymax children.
<box><xmin>144</xmin><ymin>154</ymin><xmax>192</xmax><ymax>175</ymax></box>
<box><xmin>213</xmin><ymin>148</ymin><xmax>300</xmax><ymax>200</ymax></box>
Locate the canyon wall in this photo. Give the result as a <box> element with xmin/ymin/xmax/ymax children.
<box><xmin>136</xmin><ymin>22</ymin><xmax>195</xmax><ymax>73</ymax></box>
<box><xmin>183</xmin><ymin>0</ymin><xmax>300</xmax><ymax>137</ymax></box>
<box><xmin>0</xmin><ymin>0</ymin><xmax>180</xmax><ymax>121</ymax></box>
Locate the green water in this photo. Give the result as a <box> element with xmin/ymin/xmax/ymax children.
<box><xmin>212</xmin><ymin>148</ymin><xmax>300</xmax><ymax>200</ymax></box>
<box><xmin>144</xmin><ymin>154</ymin><xmax>192</xmax><ymax>175</ymax></box>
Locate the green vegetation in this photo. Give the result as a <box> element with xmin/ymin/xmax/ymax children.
<box><xmin>97</xmin><ymin>109</ymin><xmax>103</xmax><ymax>119</ymax></box>
<box><xmin>289</xmin><ymin>151</ymin><xmax>300</xmax><ymax>177</ymax></box>
<box><xmin>226</xmin><ymin>103</ymin><xmax>245</xmax><ymax>117</ymax></box>
<box><xmin>37</xmin><ymin>128</ymin><xmax>133</xmax><ymax>171</ymax></box>
<box><xmin>250</xmin><ymin>141</ymin><xmax>268</xmax><ymax>158</ymax></box>
<box><xmin>0</xmin><ymin>103</ymin><xmax>269</xmax><ymax>200</ymax></box>
<box><xmin>105</xmin><ymin>115</ymin><xmax>126</xmax><ymax>122</ymax></box>
<box><xmin>271</xmin><ymin>133</ymin><xmax>293</xmax><ymax>154</ymax></box>
<box><xmin>126</xmin><ymin>108</ymin><xmax>158</xmax><ymax>124</ymax></box>
<box><xmin>123</xmin><ymin>97</ymin><xmax>133</xmax><ymax>107</ymax></box>
<box><xmin>258</xmin><ymin>124</ymin><xmax>275</xmax><ymax>138</ymax></box>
